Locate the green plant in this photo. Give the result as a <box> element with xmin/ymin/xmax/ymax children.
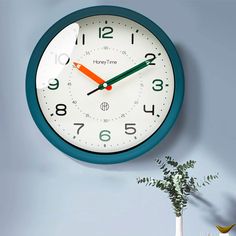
<box><xmin>137</xmin><ymin>156</ymin><xmax>219</xmax><ymax>236</ymax></box>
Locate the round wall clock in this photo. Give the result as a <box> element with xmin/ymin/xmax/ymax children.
<box><xmin>26</xmin><ymin>6</ymin><xmax>184</xmax><ymax>164</ymax></box>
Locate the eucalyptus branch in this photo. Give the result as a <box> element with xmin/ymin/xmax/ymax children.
<box><xmin>197</xmin><ymin>173</ymin><xmax>219</xmax><ymax>187</ymax></box>
<box><xmin>137</xmin><ymin>156</ymin><xmax>219</xmax><ymax>217</ymax></box>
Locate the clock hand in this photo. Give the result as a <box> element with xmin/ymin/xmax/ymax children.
<box><xmin>87</xmin><ymin>58</ymin><xmax>154</xmax><ymax>96</ymax></box>
<box><xmin>73</xmin><ymin>62</ymin><xmax>112</xmax><ymax>90</ymax></box>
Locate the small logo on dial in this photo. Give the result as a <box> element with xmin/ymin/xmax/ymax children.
<box><xmin>100</xmin><ymin>102</ymin><xmax>110</xmax><ymax>111</ymax></box>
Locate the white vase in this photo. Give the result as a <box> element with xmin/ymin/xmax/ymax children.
<box><xmin>175</xmin><ymin>216</ymin><xmax>183</xmax><ymax>236</ymax></box>
<box><xmin>219</xmin><ymin>234</ymin><xmax>229</xmax><ymax>236</ymax></box>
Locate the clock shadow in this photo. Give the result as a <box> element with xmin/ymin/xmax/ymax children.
<box><xmin>74</xmin><ymin>44</ymin><xmax>203</xmax><ymax>171</ymax></box>
<box><xmin>189</xmin><ymin>193</ymin><xmax>236</xmax><ymax>234</ymax></box>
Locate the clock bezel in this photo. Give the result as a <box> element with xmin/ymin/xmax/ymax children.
<box><xmin>26</xmin><ymin>6</ymin><xmax>184</xmax><ymax>164</ymax></box>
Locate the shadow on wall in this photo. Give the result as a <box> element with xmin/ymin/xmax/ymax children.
<box><xmin>77</xmin><ymin>44</ymin><xmax>204</xmax><ymax>171</ymax></box>
<box><xmin>190</xmin><ymin>193</ymin><xmax>236</xmax><ymax>234</ymax></box>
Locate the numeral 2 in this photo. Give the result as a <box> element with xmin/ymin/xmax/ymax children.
<box><xmin>145</xmin><ymin>53</ymin><xmax>156</xmax><ymax>65</ymax></box>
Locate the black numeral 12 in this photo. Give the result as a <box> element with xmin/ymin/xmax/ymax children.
<box><xmin>99</xmin><ymin>27</ymin><xmax>113</xmax><ymax>39</ymax></box>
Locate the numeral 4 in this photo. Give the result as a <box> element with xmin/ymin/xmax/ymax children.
<box><xmin>143</xmin><ymin>105</ymin><xmax>155</xmax><ymax>116</ymax></box>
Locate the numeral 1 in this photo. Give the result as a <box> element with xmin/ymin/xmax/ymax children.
<box><xmin>82</xmin><ymin>34</ymin><xmax>85</xmax><ymax>45</ymax></box>
<box><xmin>131</xmin><ymin>33</ymin><xmax>134</xmax><ymax>44</ymax></box>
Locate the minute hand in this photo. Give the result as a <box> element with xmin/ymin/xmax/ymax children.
<box><xmin>87</xmin><ymin>58</ymin><xmax>154</xmax><ymax>96</ymax></box>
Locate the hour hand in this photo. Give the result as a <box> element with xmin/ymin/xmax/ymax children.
<box><xmin>73</xmin><ymin>62</ymin><xmax>112</xmax><ymax>90</ymax></box>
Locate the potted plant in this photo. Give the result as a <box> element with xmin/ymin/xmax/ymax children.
<box><xmin>137</xmin><ymin>156</ymin><xmax>219</xmax><ymax>236</ymax></box>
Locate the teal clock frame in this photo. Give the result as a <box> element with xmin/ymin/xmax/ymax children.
<box><xmin>26</xmin><ymin>6</ymin><xmax>184</xmax><ymax>164</ymax></box>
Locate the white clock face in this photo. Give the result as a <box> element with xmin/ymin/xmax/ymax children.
<box><xmin>36</xmin><ymin>15</ymin><xmax>175</xmax><ymax>154</ymax></box>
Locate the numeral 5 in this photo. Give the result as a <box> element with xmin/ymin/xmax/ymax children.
<box><xmin>125</xmin><ymin>123</ymin><xmax>136</xmax><ymax>135</ymax></box>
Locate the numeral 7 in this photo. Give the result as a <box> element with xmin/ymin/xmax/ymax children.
<box><xmin>74</xmin><ymin>123</ymin><xmax>84</xmax><ymax>135</ymax></box>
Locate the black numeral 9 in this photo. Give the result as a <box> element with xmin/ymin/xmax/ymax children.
<box><xmin>48</xmin><ymin>78</ymin><xmax>59</xmax><ymax>90</ymax></box>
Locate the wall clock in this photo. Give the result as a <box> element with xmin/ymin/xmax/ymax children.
<box><xmin>26</xmin><ymin>6</ymin><xmax>184</xmax><ymax>164</ymax></box>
